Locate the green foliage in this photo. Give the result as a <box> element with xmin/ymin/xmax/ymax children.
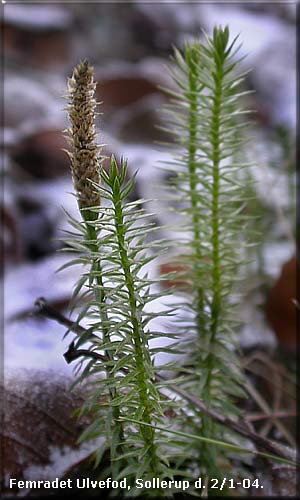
<box><xmin>63</xmin><ymin>157</ymin><xmax>187</xmax><ymax>494</ymax></box>
<box><xmin>161</xmin><ymin>26</ymin><xmax>251</xmax><ymax>479</ymax></box>
<box><xmin>59</xmin><ymin>26</ymin><xmax>286</xmax><ymax>497</ymax></box>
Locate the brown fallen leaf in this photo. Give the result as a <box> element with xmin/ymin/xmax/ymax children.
<box><xmin>1</xmin><ymin>370</ymin><xmax>97</xmax><ymax>494</ymax></box>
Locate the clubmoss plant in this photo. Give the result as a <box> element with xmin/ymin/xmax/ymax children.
<box><xmin>161</xmin><ymin>26</ymin><xmax>252</xmax><ymax>479</ymax></box>
<box><xmin>64</xmin><ymin>60</ymin><xmax>125</xmax><ymax>475</ymax></box>
<box><xmin>58</xmin><ymin>28</ymin><xmax>285</xmax><ymax>497</ymax></box>
<box><xmin>64</xmin><ymin>60</ymin><xmax>181</xmax><ymax>494</ymax></box>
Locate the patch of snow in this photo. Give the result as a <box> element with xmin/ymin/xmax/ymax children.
<box><xmin>14</xmin><ymin>176</ymin><xmax>79</xmax><ymax>236</ymax></box>
<box><xmin>263</xmin><ymin>242</ymin><xmax>294</xmax><ymax>279</ymax></box>
<box><xmin>4</xmin><ymin>4</ymin><xmax>72</xmax><ymax>30</ymax></box>
<box><xmin>3</xmin><ymin>254</ymin><xmax>82</xmax><ymax>374</ymax></box>
<box><xmin>4</xmin><ymin>254</ymin><xmax>79</xmax><ymax>319</ymax></box>
<box><xmin>240</xmin><ymin>303</ymin><xmax>277</xmax><ymax>351</ymax></box>
<box><xmin>4</xmin><ymin>76</ymin><xmax>63</xmax><ymax>131</ymax></box>
<box><xmin>24</xmin><ymin>439</ymin><xmax>104</xmax><ymax>481</ymax></box>
<box><xmin>4</xmin><ymin>318</ymin><xmax>74</xmax><ymax>374</ymax></box>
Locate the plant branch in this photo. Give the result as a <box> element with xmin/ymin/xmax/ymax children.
<box><xmin>120</xmin><ymin>418</ymin><xmax>296</xmax><ymax>468</ymax></box>
<box><xmin>110</xmin><ymin>160</ymin><xmax>160</xmax><ymax>477</ymax></box>
<box><xmin>186</xmin><ymin>46</ymin><xmax>205</xmax><ymax>334</ymax></box>
<box><xmin>246</xmin><ymin>410</ymin><xmax>297</xmax><ymax>422</ymax></box>
<box><xmin>34</xmin><ymin>297</ymin><xmax>87</xmax><ymax>335</ymax></box>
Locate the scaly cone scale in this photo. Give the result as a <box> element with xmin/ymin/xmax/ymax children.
<box><xmin>66</xmin><ymin>60</ymin><xmax>101</xmax><ymax>212</ymax></box>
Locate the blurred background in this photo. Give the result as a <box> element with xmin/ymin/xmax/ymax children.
<box><xmin>3</xmin><ymin>1</ymin><xmax>296</xmax><ymax>369</ymax></box>
<box><xmin>2</xmin><ymin>1</ymin><xmax>297</xmax><ymax>493</ymax></box>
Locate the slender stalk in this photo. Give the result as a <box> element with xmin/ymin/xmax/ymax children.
<box><xmin>111</xmin><ymin>176</ymin><xmax>160</xmax><ymax>477</ymax></box>
<box><xmin>184</xmin><ymin>47</ymin><xmax>218</xmax><ymax>477</ymax></box>
<box><xmin>203</xmin><ymin>42</ymin><xmax>224</xmax><ymax>405</ymax></box>
<box><xmin>186</xmin><ymin>47</ymin><xmax>205</xmax><ymax>335</ymax></box>
<box><xmin>164</xmin><ymin>29</ymin><xmax>253</xmax><ymax>482</ymax></box>
<box><xmin>66</xmin><ymin>60</ymin><xmax>124</xmax><ymax>472</ymax></box>
<box><xmin>83</xmin><ymin>214</ymin><xmax>124</xmax><ymax>472</ymax></box>
<box><xmin>200</xmin><ymin>35</ymin><xmax>226</xmax><ymax>478</ymax></box>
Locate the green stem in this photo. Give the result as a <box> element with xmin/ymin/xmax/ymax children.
<box><xmin>186</xmin><ymin>51</ymin><xmax>205</xmax><ymax>336</ymax></box>
<box><xmin>83</xmin><ymin>211</ymin><xmax>124</xmax><ymax>473</ymax></box>
<box><xmin>111</xmin><ymin>190</ymin><xmax>160</xmax><ymax>477</ymax></box>
<box><xmin>199</xmin><ymin>50</ymin><xmax>225</xmax><ymax>478</ymax></box>
<box><xmin>204</xmin><ymin>55</ymin><xmax>224</xmax><ymax>401</ymax></box>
